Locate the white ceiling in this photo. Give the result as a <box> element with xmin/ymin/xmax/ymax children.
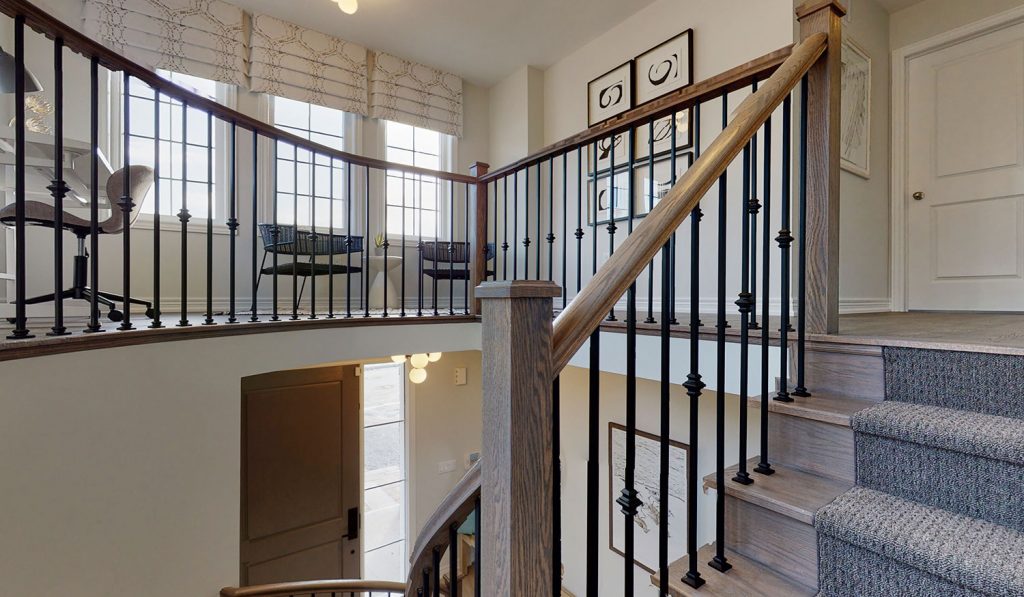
<box><xmin>232</xmin><ymin>0</ymin><xmax>658</xmax><ymax>86</ymax></box>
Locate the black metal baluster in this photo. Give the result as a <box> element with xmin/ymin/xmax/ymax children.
<box><xmin>775</xmin><ymin>94</ymin><xmax>794</xmax><ymax>403</ymax></box>
<box><xmin>749</xmin><ymin>81</ymin><xmax>761</xmax><ymax>331</ymax></box>
<box><xmin>658</xmin><ymin>238</ymin><xmax>671</xmax><ymax>596</ymax></box>
<box><xmin>606</xmin><ymin>134</ymin><xmax>617</xmax><ymax>321</ymax></box>
<box><xmin>553</xmin><ymin>375</ymin><xmax>562</xmax><ymax>597</ymax></box>
<box><xmin>502</xmin><ymin>176</ymin><xmax>509</xmax><ymax>281</ymax></box>
<box><xmin>176</xmin><ymin>100</ymin><xmax>191</xmax><ymax>328</ymax></box>
<box><xmin>548</xmin><ymin>157</ymin><xmax>556</xmax><ymax>286</ymax></box>
<box><xmin>575</xmin><ymin>148</ymin><xmax>584</xmax><ymax>302</ymax></box>
<box><xmin>733</xmin><ymin>141</ymin><xmax>754</xmax><ymax>486</ymax></box>
<box><xmin>8</xmin><ymin>15</ymin><xmax>31</xmax><ymax>339</ymax></box>
<box><xmin>524</xmin><ymin>166</ymin><xmax>531</xmax><ymax>280</ymax></box>
<box><xmin>709</xmin><ymin>91</ymin><xmax>731</xmax><ymax>574</ymax></box>
<box><xmin>491</xmin><ymin>179</ymin><xmax>498</xmax><ymax>281</ymax></box>
<box><xmin>151</xmin><ymin>89</ymin><xmax>165</xmax><ymax>328</ymax></box>
<box><xmin>48</xmin><ymin>37</ymin><xmax>69</xmax><ymax>336</ymax></box>
<box><xmin>681</xmin><ymin>101</ymin><xmax>705</xmax><ymax>590</ymax></box>
<box><xmin>382</xmin><ymin>168</ymin><xmax>390</xmax><ymax>319</ymax></box>
<box><xmin>329</xmin><ymin>158</ymin><xmax>336</xmax><ymax>319</ymax></box>
<box><xmin>423</xmin><ymin>568</ymin><xmax>431</xmax><ymax>597</ymax></box>
<box><xmin>250</xmin><ymin>132</ymin><xmax>259</xmax><ymax>322</ymax></box>
<box><xmin>417</xmin><ymin>176</ymin><xmax>424</xmax><ymax>318</ymax></box>
<box><xmin>586</xmin><ymin>141</ymin><xmax>600</xmax><ymax>597</ymax></box>
<box><xmin>118</xmin><ymin>74</ymin><xmax>135</xmax><ymax>330</ymax></box>
<box><xmin>432</xmin><ymin>179</ymin><xmax>439</xmax><ymax>317</ymax></box>
<box><xmin>794</xmin><ymin>77</ymin><xmax>811</xmax><ymax>398</ymax></box>
<box><xmin>537</xmin><ymin>161</ymin><xmax>543</xmax><ymax>280</ymax></box>
<box><xmin>619</xmin><ymin>128</ymin><xmax>639</xmax><ymax>597</ymax></box>
<box><xmin>309</xmin><ymin>152</ymin><xmax>318</xmax><ymax>320</ymax></box>
<box><xmin>270</xmin><ymin>139</ymin><xmax>280</xmax><ymax>321</ymax></box>
<box><xmin>84</xmin><ymin>55</ymin><xmax>102</xmax><ymax>334</ymax></box>
<box><xmin>756</xmin><ymin>111</ymin><xmax>776</xmax><ymax>476</ymax></box>
<box><xmin>669</xmin><ymin>111</ymin><xmax>680</xmax><ymax>327</ymax></box>
<box><xmin>290</xmin><ymin>145</ymin><xmax>299</xmax><ymax>321</ymax></box>
<box><xmin>364</xmin><ymin>165</ymin><xmax>371</xmax><ymax>317</ymax></box>
<box><xmin>432</xmin><ymin>547</ymin><xmax>441</xmax><ymax>597</ymax></box>
<box><xmin>344</xmin><ymin>161</ymin><xmax>353</xmax><ymax>318</ymax></box>
<box><xmin>645</xmin><ymin>121</ymin><xmax>657</xmax><ymax>325</ymax></box>
<box><xmin>203</xmin><ymin>112</ymin><xmax>214</xmax><ymax>326</ymax></box>
<box><xmin>227</xmin><ymin>122</ymin><xmax>238</xmax><ymax>324</ymax></box>
<box><xmin>513</xmin><ymin>170</ymin><xmax>519</xmax><ymax>280</ymax></box>
<box><xmin>561</xmin><ymin>153</ymin><xmax>568</xmax><ymax>309</ymax></box>
<box><xmin>400</xmin><ymin>169</ymin><xmax>406</xmax><ymax>318</ymax></box>
<box><xmin>473</xmin><ymin>497</ymin><xmax>482</xmax><ymax>597</ymax></box>
<box><xmin>449</xmin><ymin>523</ymin><xmax>459</xmax><ymax>597</ymax></box>
<box><xmin>463</xmin><ymin>182</ymin><xmax>469</xmax><ymax>315</ymax></box>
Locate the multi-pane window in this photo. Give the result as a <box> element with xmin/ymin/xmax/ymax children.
<box><xmin>272</xmin><ymin>96</ymin><xmax>349</xmax><ymax>229</ymax></box>
<box><xmin>384</xmin><ymin>121</ymin><xmax>447</xmax><ymax>240</ymax></box>
<box><xmin>125</xmin><ymin>71</ymin><xmax>226</xmax><ymax>221</ymax></box>
<box><xmin>362</xmin><ymin>362</ymin><xmax>408</xmax><ymax>582</ymax></box>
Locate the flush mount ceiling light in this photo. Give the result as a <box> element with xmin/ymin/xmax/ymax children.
<box><xmin>332</xmin><ymin>0</ymin><xmax>358</xmax><ymax>14</ymax></box>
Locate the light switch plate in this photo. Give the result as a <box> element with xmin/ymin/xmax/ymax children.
<box><xmin>454</xmin><ymin>367</ymin><xmax>467</xmax><ymax>386</ymax></box>
<box><xmin>438</xmin><ymin>459</ymin><xmax>457</xmax><ymax>474</ymax></box>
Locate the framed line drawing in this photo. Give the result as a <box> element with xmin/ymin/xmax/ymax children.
<box><xmin>588</xmin><ymin>61</ymin><xmax>634</xmax><ymax>126</ymax></box>
<box><xmin>634</xmin><ymin>29</ymin><xmax>694</xmax><ymax>106</ymax></box>
<box><xmin>634</xmin><ymin>150</ymin><xmax>694</xmax><ymax>217</ymax></box>
<box><xmin>587</xmin><ymin>168</ymin><xmax>630</xmax><ymax>225</ymax></box>
<box><xmin>607</xmin><ymin>422</ymin><xmax>688</xmax><ymax>574</ymax></box>
<box><xmin>634</xmin><ymin>109</ymin><xmax>694</xmax><ymax>161</ymax></box>
<box><xmin>840</xmin><ymin>37</ymin><xmax>871</xmax><ymax>178</ymax></box>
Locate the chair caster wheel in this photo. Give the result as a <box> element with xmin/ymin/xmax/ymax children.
<box><xmin>108</xmin><ymin>309</ymin><xmax>124</xmax><ymax>322</ymax></box>
<box><xmin>145</xmin><ymin>308</ymin><xmax>156</xmax><ymax>319</ymax></box>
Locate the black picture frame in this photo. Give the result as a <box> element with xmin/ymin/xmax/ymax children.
<box><xmin>634</xmin><ymin>29</ymin><xmax>694</xmax><ymax>107</ymax></box>
<box><xmin>587</xmin><ymin>60</ymin><xmax>635</xmax><ymax>127</ymax></box>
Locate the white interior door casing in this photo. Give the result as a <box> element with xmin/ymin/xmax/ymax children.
<box><xmin>906</xmin><ymin>21</ymin><xmax>1024</xmax><ymax>311</ymax></box>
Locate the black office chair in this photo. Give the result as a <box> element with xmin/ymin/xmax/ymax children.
<box><xmin>255</xmin><ymin>223</ymin><xmax>364</xmax><ymax>311</ymax></box>
<box><xmin>419</xmin><ymin>241</ymin><xmax>496</xmax><ymax>280</ymax></box>
<box><xmin>1</xmin><ymin>165</ymin><xmax>154</xmax><ymax>322</ymax></box>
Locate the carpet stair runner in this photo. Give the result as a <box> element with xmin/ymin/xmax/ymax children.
<box><xmin>816</xmin><ymin>347</ymin><xmax>1024</xmax><ymax>596</ymax></box>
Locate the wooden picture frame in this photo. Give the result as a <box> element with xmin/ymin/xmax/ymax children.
<box><xmin>607</xmin><ymin>422</ymin><xmax>689</xmax><ymax>574</ymax></box>
<box><xmin>634</xmin><ymin>30</ymin><xmax>694</xmax><ymax>106</ymax></box>
<box><xmin>588</xmin><ymin>61</ymin><xmax>634</xmax><ymax>126</ymax></box>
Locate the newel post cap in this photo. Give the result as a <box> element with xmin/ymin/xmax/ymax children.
<box><xmin>469</xmin><ymin>162</ymin><xmax>490</xmax><ymax>177</ymax></box>
<box><xmin>475</xmin><ymin>280</ymin><xmax>562</xmax><ymax>299</ymax></box>
<box><xmin>795</xmin><ymin>0</ymin><xmax>847</xmax><ymax>20</ymax></box>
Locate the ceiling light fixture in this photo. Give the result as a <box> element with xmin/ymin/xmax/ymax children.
<box><xmin>390</xmin><ymin>352</ymin><xmax>443</xmax><ymax>384</ymax></box>
<box><xmin>333</xmin><ymin>0</ymin><xmax>358</xmax><ymax>14</ymax></box>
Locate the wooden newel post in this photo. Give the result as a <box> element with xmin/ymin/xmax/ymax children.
<box><xmin>796</xmin><ymin>0</ymin><xmax>845</xmax><ymax>334</ymax></box>
<box><xmin>469</xmin><ymin>162</ymin><xmax>490</xmax><ymax>315</ymax></box>
<box><xmin>476</xmin><ymin>280</ymin><xmax>561</xmax><ymax>595</ymax></box>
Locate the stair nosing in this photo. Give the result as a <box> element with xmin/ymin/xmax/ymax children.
<box><xmin>750</xmin><ymin>393</ymin><xmax>877</xmax><ymax>427</ymax></box>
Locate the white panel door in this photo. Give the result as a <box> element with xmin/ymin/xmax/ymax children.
<box><xmin>907</xmin><ymin>21</ymin><xmax>1024</xmax><ymax>310</ymax></box>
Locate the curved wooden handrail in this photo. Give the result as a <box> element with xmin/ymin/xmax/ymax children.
<box><xmin>406</xmin><ymin>461</ymin><xmax>481</xmax><ymax>590</ymax></box>
<box><xmin>480</xmin><ymin>43</ymin><xmax>795</xmax><ymax>183</ymax></box>
<box><xmin>0</xmin><ymin>0</ymin><xmax>476</xmax><ymax>185</ymax></box>
<box><xmin>220</xmin><ymin>579</ymin><xmax>406</xmax><ymax>596</ymax></box>
<box><xmin>550</xmin><ymin>32</ymin><xmax>828</xmax><ymax>373</ymax></box>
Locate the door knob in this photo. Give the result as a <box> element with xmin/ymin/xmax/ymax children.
<box><xmin>913</xmin><ymin>191</ymin><xmax>924</xmax><ymax>201</ymax></box>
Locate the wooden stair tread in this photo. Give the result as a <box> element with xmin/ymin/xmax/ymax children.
<box><xmin>750</xmin><ymin>392</ymin><xmax>877</xmax><ymax>426</ymax></box>
<box><xmin>704</xmin><ymin>458</ymin><xmax>850</xmax><ymax>525</ymax></box>
<box><xmin>651</xmin><ymin>543</ymin><xmax>816</xmax><ymax>597</ymax></box>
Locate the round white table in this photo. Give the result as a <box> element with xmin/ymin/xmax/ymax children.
<box><xmin>367</xmin><ymin>255</ymin><xmax>403</xmax><ymax>309</ymax></box>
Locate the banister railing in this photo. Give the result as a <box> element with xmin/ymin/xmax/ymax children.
<box><xmin>219</xmin><ymin>579</ymin><xmax>406</xmax><ymax>597</ymax></box>
<box><xmin>0</xmin><ymin>0</ymin><xmax>485</xmax><ymax>351</ymax></box>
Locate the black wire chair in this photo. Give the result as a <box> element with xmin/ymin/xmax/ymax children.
<box><xmin>256</xmin><ymin>224</ymin><xmax>364</xmax><ymax>311</ymax></box>
<box><xmin>419</xmin><ymin>241</ymin><xmax>496</xmax><ymax>280</ymax></box>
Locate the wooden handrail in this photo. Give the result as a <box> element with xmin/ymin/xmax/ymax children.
<box><xmin>0</xmin><ymin>0</ymin><xmax>477</xmax><ymax>185</ymax></box>
<box><xmin>549</xmin><ymin>32</ymin><xmax>828</xmax><ymax>373</ymax></box>
<box><xmin>220</xmin><ymin>579</ymin><xmax>406</xmax><ymax>596</ymax></box>
<box><xmin>406</xmin><ymin>461</ymin><xmax>481</xmax><ymax>590</ymax></box>
<box><xmin>480</xmin><ymin>43</ymin><xmax>795</xmax><ymax>183</ymax></box>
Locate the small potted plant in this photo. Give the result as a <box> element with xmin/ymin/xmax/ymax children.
<box><xmin>374</xmin><ymin>232</ymin><xmax>388</xmax><ymax>255</ymax></box>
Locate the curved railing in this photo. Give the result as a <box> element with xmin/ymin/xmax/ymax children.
<box><xmin>219</xmin><ymin>579</ymin><xmax>406</xmax><ymax>597</ymax></box>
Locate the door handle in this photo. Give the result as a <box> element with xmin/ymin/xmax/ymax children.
<box><xmin>913</xmin><ymin>191</ymin><xmax>924</xmax><ymax>201</ymax></box>
<box><xmin>344</xmin><ymin>506</ymin><xmax>359</xmax><ymax>540</ymax></box>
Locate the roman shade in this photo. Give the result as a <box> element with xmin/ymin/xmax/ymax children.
<box><xmin>369</xmin><ymin>52</ymin><xmax>463</xmax><ymax>138</ymax></box>
<box><xmin>83</xmin><ymin>0</ymin><xmax>247</xmax><ymax>86</ymax></box>
<box><xmin>249</xmin><ymin>13</ymin><xmax>368</xmax><ymax>116</ymax></box>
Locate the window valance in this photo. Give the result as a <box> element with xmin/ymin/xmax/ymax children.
<box><xmin>369</xmin><ymin>52</ymin><xmax>463</xmax><ymax>138</ymax></box>
<box><xmin>83</xmin><ymin>0</ymin><xmax>247</xmax><ymax>87</ymax></box>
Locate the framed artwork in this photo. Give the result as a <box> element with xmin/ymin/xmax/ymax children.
<box><xmin>587</xmin><ymin>168</ymin><xmax>630</xmax><ymax>225</ymax></box>
<box><xmin>634</xmin><ymin>151</ymin><xmax>694</xmax><ymax>216</ymax></box>
<box><xmin>607</xmin><ymin>422</ymin><xmax>688</xmax><ymax>574</ymax></box>
<box><xmin>590</xmin><ymin>132</ymin><xmax>628</xmax><ymax>176</ymax></box>
<box><xmin>634</xmin><ymin>30</ymin><xmax>694</xmax><ymax>106</ymax></box>
<box><xmin>840</xmin><ymin>37</ymin><xmax>871</xmax><ymax>178</ymax></box>
<box><xmin>634</xmin><ymin>109</ymin><xmax>694</xmax><ymax>161</ymax></box>
<box><xmin>588</xmin><ymin>61</ymin><xmax>634</xmax><ymax>126</ymax></box>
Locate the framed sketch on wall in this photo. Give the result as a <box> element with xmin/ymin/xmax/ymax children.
<box><xmin>634</xmin><ymin>109</ymin><xmax>694</xmax><ymax>161</ymax></box>
<box><xmin>608</xmin><ymin>422</ymin><xmax>688</xmax><ymax>574</ymax></box>
<box><xmin>590</xmin><ymin>132</ymin><xmax>627</xmax><ymax>176</ymax></box>
<box><xmin>841</xmin><ymin>37</ymin><xmax>871</xmax><ymax>178</ymax></box>
<box><xmin>588</xmin><ymin>168</ymin><xmax>630</xmax><ymax>225</ymax></box>
<box><xmin>588</xmin><ymin>61</ymin><xmax>634</xmax><ymax>126</ymax></box>
<box><xmin>634</xmin><ymin>151</ymin><xmax>694</xmax><ymax>216</ymax></box>
<box><xmin>634</xmin><ymin>30</ymin><xmax>694</xmax><ymax>106</ymax></box>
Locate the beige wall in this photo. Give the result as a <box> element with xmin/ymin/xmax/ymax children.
<box><xmin>890</xmin><ymin>0</ymin><xmax>1024</xmax><ymax>49</ymax></box>
<box><xmin>487</xmin><ymin>66</ymin><xmax>545</xmax><ymax>168</ymax></box>
<box><xmin>0</xmin><ymin>323</ymin><xmax>481</xmax><ymax>597</ymax></box>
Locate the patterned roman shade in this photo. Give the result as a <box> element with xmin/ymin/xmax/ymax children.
<box><xmin>83</xmin><ymin>0</ymin><xmax>247</xmax><ymax>86</ymax></box>
<box><xmin>369</xmin><ymin>52</ymin><xmax>463</xmax><ymax>137</ymax></box>
<box><xmin>249</xmin><ymin>13</ymin><xmax>368</xmax><ymax>116</ymax></box>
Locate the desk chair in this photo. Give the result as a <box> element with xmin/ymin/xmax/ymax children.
<box><xmin>0</xmin><ymin>165</ymin><xmax>154</xmax><ymax>322</ymax></box>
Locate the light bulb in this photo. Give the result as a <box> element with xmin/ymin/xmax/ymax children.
<box><xmin>336</xmin><ymin>0</ymin><xmax>358</xmax><ymax>14</ymax></box>
<box><xmin>391</xmin><ymin>355</ymin><xmax>407</xmax><ymax>363</ymax></box>
<box><xmin>409</xmin><ymin>367</ymin><xmax>427</xmax><ymax>384</ymax></box>
<box><xmin>427</xmin><ymin>352</ymin><xmax>443</xmax><ymax>363</ymax></box>
<box><xmin>410</xmin><ymin>353</ymin><xmax>429</xmax><ymax>369</ymax></box>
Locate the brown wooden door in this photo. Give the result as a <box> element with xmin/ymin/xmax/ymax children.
<box><xmin>240</xmin><ymin>365</ymin><xmax>361</xmax><ymax>586</ymax></box>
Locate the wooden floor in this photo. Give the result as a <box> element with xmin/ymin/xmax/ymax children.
<box><xmin>831</xmin><ymin>311</ymin><xmax>1024</xmax><ymax>355</ymax></box>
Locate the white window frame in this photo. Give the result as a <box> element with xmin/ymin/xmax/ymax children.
<box><xmin>108</xmin><ymin>70</ymin><xmax>237</xmax><ymax>234</ymax></box>
<box><xmin>379</xmin><ymin>121</ymin><xmax>456</xmax><ymax>244</ymax></box>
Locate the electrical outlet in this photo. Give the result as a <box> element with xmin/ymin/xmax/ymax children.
<box><xmin>438</xmin><ymin>459</ymin><xmax>457</xmax><ymax>474</ymax></box>
<box><xmin>454</xmin><ymin>367</ymin><xmax>467</xmax><ymax>386</ymax></box>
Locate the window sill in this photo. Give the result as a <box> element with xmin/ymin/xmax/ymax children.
<box><xmin>132</xmin><ymin>217</ymin><xmax>236</xmax><ymax>236</ymax></box>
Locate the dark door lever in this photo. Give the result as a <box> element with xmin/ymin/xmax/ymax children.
<box><xmin>344</xmin><ymin>506</ymin><xmax>359</xmax><ymax>540</ymax></box>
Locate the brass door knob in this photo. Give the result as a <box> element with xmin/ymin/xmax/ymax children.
<box><xmin>913</xmin><ymin>191</ymin><xmax>924</xmax><ymax>201</ymax></box>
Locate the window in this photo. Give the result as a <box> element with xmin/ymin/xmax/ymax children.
<box><xmin>362</xmin><ymin>362</ymin><xmax>408</xmax><ymax>582</ymax></box>
<box><xmin>124</xmin><ymin>71</ymin><xmax>232</xmax><ymax>223</ymax></box>
<box><xmin>384</xmin><ymin>121</ymin><xmax>451</xmax><ymax>240</ymax></box>
<box><xmin>272</xmin><ymin>96</ymin><xmax>351</xmax><ymax>229</ymax></box>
